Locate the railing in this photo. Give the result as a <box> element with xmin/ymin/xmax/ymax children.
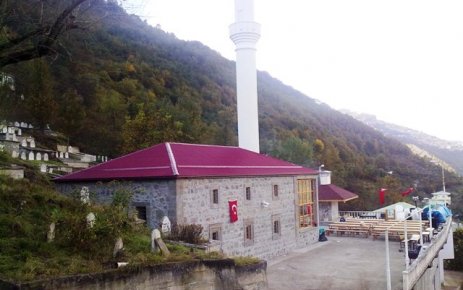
<box><xmin>402</xmin><ymin>217</ymin><xmax>452</xmax><ymax>290</ymax></box>
<box><xmin>338</xmin><ymin>211</ymin><xmax>382</xmax><ymax>219</ymax></box>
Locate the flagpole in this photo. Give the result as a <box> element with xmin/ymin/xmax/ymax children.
<box><xmin>404</xmin><ymin>219</ymin><xmax>409</xmax><ymax>266</ymax></box>
<box><xmin>419</xmin><ymin>209</ymin><xmax>423</xmax><ymax>247</ymax></box>
<box><xmin>385</xmin><ymin>229</ymin><xmax>392</xmax><ymax>290</ymax></box>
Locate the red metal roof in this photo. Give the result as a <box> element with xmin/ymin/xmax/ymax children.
<box><xmin>55</xmin><ymin>143</ymin><xmax>318</xmax><ymax>182</ymax></box>
<box><xmin>319</xmin><ymin>184</ymin><xmax>358</xmax><ymax>202</ymax></box>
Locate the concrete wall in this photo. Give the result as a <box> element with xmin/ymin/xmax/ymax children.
<box><xmin>331</xmin><ymin>201</ymin><xmax>339</xmax><ymax>221</ymax></box>
<box><xmin>319</xmin><ymin>201</ymin><xmax>339</xmax><ymax>222</ymax></box>
<box><xmin>412</xmin><ymin>257</ymin><xmax>441</xmax><ymax>290</ymax></box>
<box><xmin>319</xmin><ymin>202</ymin><xmax>331</xmax><ymax>222</ymax></box>
<box><xmin>0</xmin><ymin>260</ymin><xmax>267</xmax><ymax>290</ymax></box>
<box><xmin>405</xmin><ymin>218</ymin><xmax>453</xmax><ymax>290</ymax></box>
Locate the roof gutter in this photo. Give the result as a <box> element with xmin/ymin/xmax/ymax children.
<box><xmin>319</xmin><ymin>196</ymin><xmax>359</xmax><ymax>203</ymax></box>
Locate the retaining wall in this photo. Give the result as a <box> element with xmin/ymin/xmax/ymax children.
<box><xmin>0</xmin><ymin>259</ymin><xmax>267</xmax><ymax>290</ymax></box>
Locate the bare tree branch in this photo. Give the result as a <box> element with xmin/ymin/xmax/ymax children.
<box><xmin>0</xmin><ymin>26</ymin><xmax>50</xmax><ymax>52</ymax></box>
<box><xmin>0</xmin><ymin>0</ymin><xmax>91</xmax><ymax>68</ymax></box>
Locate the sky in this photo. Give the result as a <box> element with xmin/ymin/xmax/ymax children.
<box><xmin>124</xmin><ymin>0</ymin><xmax>463</xmax><ymax>142</ymax></box>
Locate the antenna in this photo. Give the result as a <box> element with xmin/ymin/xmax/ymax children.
<box><xmin>441</xmin><ymin>165</ymin><xmax>446</xmax><ymax>192</ymax></box>
<box><xmin>431</xmin><ymin>159</ymin><xmax>446</xmax><ymax>192</ymax></box>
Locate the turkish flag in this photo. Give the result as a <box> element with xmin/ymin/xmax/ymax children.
<box><xmin>229</xmin><ymin>200</ymin><xmax>238</xmax><ymax>223</ymax></box>
<box><xmin>379</xmin><ymin>188</ymin><xmax>387</xmax><ymax>205</ymax></box>
<box><xmin>401</xmin><ymin>187</ymin><xmax>414</xmax><ymax>197</ymax></box>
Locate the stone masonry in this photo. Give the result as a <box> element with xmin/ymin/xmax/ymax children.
<box><xmin>56</xmin><ymin>174</ymin><xmax>319</xmax><ymax>260</ymax></box>
<box><xmin>55</xmin><ymin>180</ymin><xmax>176</xmax><ymax>229</ymax></box>
<box><xmin>176</xmin><ymin>175</ymin><xmax>318</xmax><ymax>260</ymax></box>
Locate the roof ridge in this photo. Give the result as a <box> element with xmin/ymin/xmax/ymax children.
<box><xmin>165</xmin><ymin>142</ymin><xmax>179</xmax><ymax>176</ymax></box>
<box><xmin>170</xmin><ymin>142</ymin><xmax>239</xmax><ymax>149</ymax></box>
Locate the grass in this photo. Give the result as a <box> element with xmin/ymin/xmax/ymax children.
<box><xmin>0</xmin><ymin>172</ymin><xmax>225</xmax><ymax>283</ymax></box>
<box><xmin>0</xmin><ymin>151</ymin><xmax>249</xmax><ymax>282</ymax></box>
<box><xmin>233</xmin><ymin>256</ymin><xmax>261</xmax><ymax>266</ymax></box>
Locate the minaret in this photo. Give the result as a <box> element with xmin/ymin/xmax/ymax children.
<box><xmin>229</xmin><ymin>0</ymin><xmax>261</xmax><ymax>153</ymax></box>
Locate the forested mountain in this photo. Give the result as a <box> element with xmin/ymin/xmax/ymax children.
<box><xmin>1</xmin><ymin>0</ymin><xmax>462</xmax><ymax>213</ymax></box>
<box><xmin>346</xmin><ymin>112</ymin><xmax>463</xmax><ymax>176</ymax></box>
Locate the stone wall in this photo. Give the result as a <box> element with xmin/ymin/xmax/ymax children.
<box><xmin>55</xmin><ymin>180</ymin><xmax>176</xmax><ymax>228</ymax></box>
<box><xmin>176</xmin><ymin>175</ymin><xmax>318</xmax><ymax>260</ymax></box>
<box><xmin>296</xmin><ymin>227</ymin><xmax>319</xmax><ymax>248</ymax></box>
<box><xmin>0</xmin><ymin>260</ymin><xmax>267</xmax><ymax>290</ymax></box>
<box><xmin>0</xmin><ymin>168</ymin><xmax>24</xmax><ymax>179</ymax></box>
<box><xmin>0</xmin><ymin>139</ymin><xmax>19</xmax><ymax>154</ymax></box>
<box><xmin>55</xmin><ymin>174</ymin><xmax>320</xmax><ymax>260</ymax></box>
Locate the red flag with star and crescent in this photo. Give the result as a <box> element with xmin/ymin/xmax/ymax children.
<box><xmin>379</xmin><ymin>188</ymin><xmax>387</xmax><ymax>205</ymax></box>
<box><xmin>229</xmin><ymin>200</ymin><xmax>238</xmax><ymax>223</ymax></box>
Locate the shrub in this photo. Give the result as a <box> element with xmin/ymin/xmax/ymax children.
<box><xmin>167</xmin><ymin>223</ymin><xmax>205</xmax><ymax>244</ymax></box>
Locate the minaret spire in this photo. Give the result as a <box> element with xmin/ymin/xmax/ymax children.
<box><xmin>229</xmin><ymin>0</ymin><xmax>261</xmax><ymax>153</ymax></box>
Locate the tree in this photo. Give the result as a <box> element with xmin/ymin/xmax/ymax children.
<box><xmin>23</xmin><ymin>59</ymin><xmax>58</xmax><ymax>130</ymax></box>
<box><xmin>445</xmin><ymin>228</ymin><xmax>463</xmax><ymax>271</ymax></box>
<box><xmin>0</xmin><ymin>0</ymin><xmax>92</xmax><ymax>68</ymax></box>
<box><xmin>271</xmin><ymin>136</ymin><xmax>313</xmax><ymax>167</ymax></box>
<box><xmin>313</xmin><ymin>138</ymin><xmax>325</xmax><ymax>163</ymax></box>
<box><xmin>120</xmin><ymin>107</ymin><xmax>185</xmax><ymax>154</ymax></box>
<box><xmin>0</xmin><ymin>72</ymin><xmax>18</xmax><ymax>120</ymax></box>
<box><xmin>55</xmin><ymin>89</ymin><xmax>86</xmax><ymax>139</ymax></box>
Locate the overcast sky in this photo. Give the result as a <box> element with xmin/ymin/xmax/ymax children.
<box><xmin>126</xmin><ymin>0</ymin><xmax>463</xmax><ymax>142</ymax></box>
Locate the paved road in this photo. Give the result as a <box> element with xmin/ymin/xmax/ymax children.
<box><xmin>267</xmin><ymin>236</ymin><xmax>405</xmax><ymax>290</ymax></box>
<box><xmin>443</xmin><ymin>271</ymin><xmax>463</xmax><ymax>290</ymax></box>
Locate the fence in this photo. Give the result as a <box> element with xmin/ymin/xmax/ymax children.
<box><xmin>402</xmin><ymin>217</ymin><xmax>452</xmax><ymax>290</ymax></box>
<box><xmin>338</xmin><ymin>210</ymin><xmax>382</xmax><ymax>219</ymax></box>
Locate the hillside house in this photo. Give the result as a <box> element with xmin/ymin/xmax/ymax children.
<box><xmin>373</xmin><ymin>202</ymin><xmax>418</xmax><ymax>220</ymax></box>
<box><xmin>55</xmin><ymin>142</ymin><xmax>320</xmax><ymax>259</ymax></box>
<box><xmin>431</xmin><ymin>190</ymin><xmax>451</xmax><ymax>206</ymax></box>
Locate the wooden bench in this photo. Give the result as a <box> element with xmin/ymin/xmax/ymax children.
<box><xmin>371</xmin><ymin>225</ymin><xmax>422</xmax><ymax>240</ymax></box>
<box><xmin>327</xmin><ymin>223</ymin><xmax>370</xmax><ymax>238</ymax></box>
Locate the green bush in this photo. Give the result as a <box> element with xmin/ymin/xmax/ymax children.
<box><xmin>167</xmin><ymin>223</ymin><xmax>206</xmax><ymax>244</ymax></box>
<box><xmin>445</xmin><ymin>228</ymin><xmax>463</xmax><ymax>271</ymax></box>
